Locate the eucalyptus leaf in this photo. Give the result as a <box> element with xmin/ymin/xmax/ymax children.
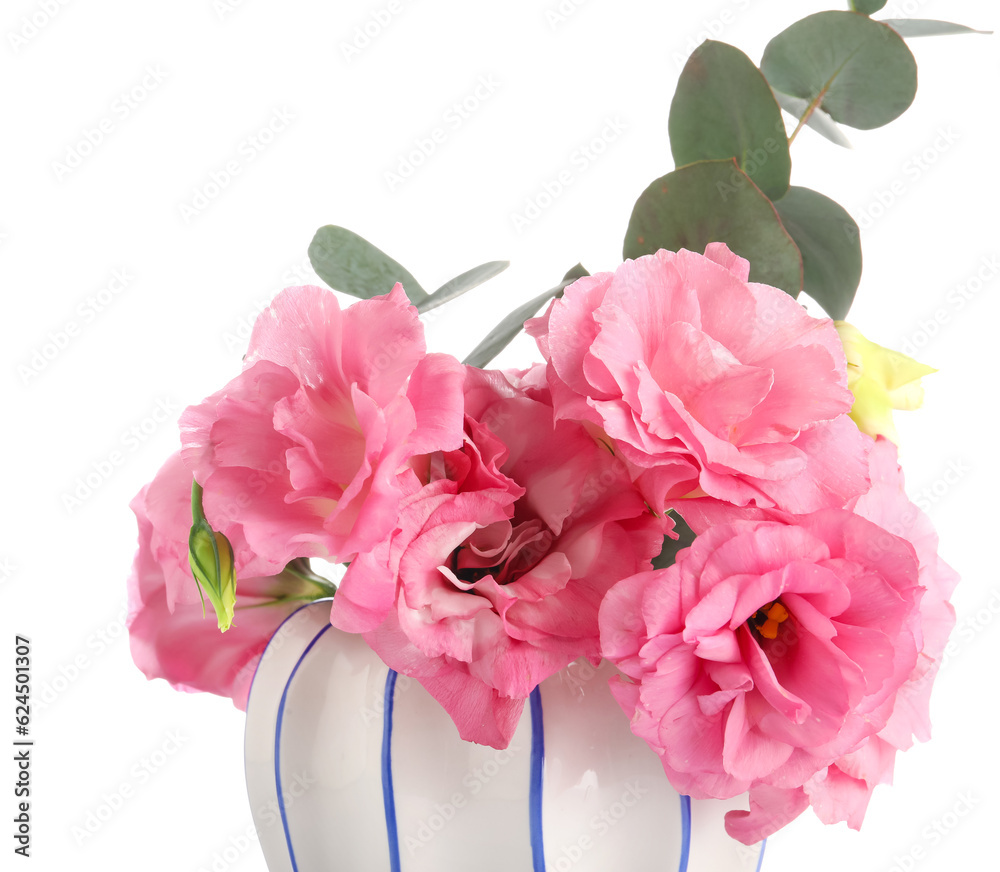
<box><xmin>308</xmin><ymin>225</ymin><xmax>428</xmax><ymax>305</ymax></box>
<box><xmin>560</xmin><ymin>263</ymin><xmax>590</xmax><ymax>284</ymax></box>
<box><xmin>880</xmin><ymin>19</ymin><xmax>991</xmax><ymax>38</ymax></box>
<box><xmin>416</xmin><ymin>260</ymin><xmax>510</xmax><ymax>314</ymax></box>
<box><xmin>772</xmin><ymin>91</ymin><xmax>853</xmax><ymax>148</ymax></box>
<box><xmin>623</xmin><ymin>159</ymin><xmax>802</xmax><ymax>295</ymax></box>
<box><xmin>670</xmin><ymin>41</ymin><xmax>791</xmax><ymax>200</ymax></box>
<box><xmin>463</xmin><ymin>265</ymin><xmax>587</xmax><ymax>369</ymax></box>
<box><xmin>849</xmin><ymin>0</ymin><xmax>887</xmax><ymax>14</ymax></box>
<box><xmin>773</xmin><ymin>187</ymin><xmax>862</xmax><ymax>320</ymax></box>
<box><xmin>761</xmin><ymin>12</ymin><xmax>918</xmax><ymax>131</ymax></box>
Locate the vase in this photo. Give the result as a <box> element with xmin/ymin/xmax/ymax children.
<box><xmin>244</xmin><ymin>600</ymin><xmax>767</xmax><ymax>871</ymax></box>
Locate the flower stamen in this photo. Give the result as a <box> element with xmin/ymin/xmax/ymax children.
<box><xmin>751</xmin><ymin>600</ymin><xmax>790</xmax><ymax>640</ymax></box>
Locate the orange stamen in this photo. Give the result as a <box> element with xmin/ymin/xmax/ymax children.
<box><xmin>754</xmin><ymin>601</ymin><xmax>790</xmax><ymax>640</ymax></box>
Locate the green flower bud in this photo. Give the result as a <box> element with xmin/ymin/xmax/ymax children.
<box><xmin>188</xmin><ymin>482</ymin><xmax>237</xmax><ymax>632</ymax></box>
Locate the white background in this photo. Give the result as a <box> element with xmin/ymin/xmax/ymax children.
<box><xmin>2</xmin><ymin>0</ymin><xmax>997</xmax><ymax>869</ymax></box>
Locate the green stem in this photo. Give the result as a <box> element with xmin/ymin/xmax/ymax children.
<box><xmin>284</xmin><ymin>560</ymin><xmax>339</xmax><ymax>597</ymax></box>
<box><xmin>788</xmin><ymin>88</ymin><xmax>826</xmax><ymax>145</ymax></box>
<box><xmin>235</xmin><ymin>592</ymin><xmax>334</xmax><ymax>611</ymax></box>
<box><xmin>787</xmin><ymin>51</ymin><xmax>859</xmax><ymax>146</ymax></box>
<box><xmin>191</xmin><ymin>480</ymin><xmax>206</xmax><ymax>524</ymax></box>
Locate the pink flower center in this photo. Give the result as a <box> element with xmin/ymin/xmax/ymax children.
<box><xmin>451</xmin><ymin>519</ymin><xmax>555</xmax><ymax>588</ymax></box>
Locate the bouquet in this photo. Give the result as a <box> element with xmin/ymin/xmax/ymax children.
<box><xmin>125</xmin><ymin>2</ymin><xmax>985</xmax><ymax>848</ymax></box>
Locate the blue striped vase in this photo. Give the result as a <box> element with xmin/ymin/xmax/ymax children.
<box><xmin>245</xmin><ymin>600</ymin><xmax>767</xmax><ymax>872</ymax></box>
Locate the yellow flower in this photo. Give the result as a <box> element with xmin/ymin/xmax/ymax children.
<box><xmin>835</xmin><ymin>321</ymin><xmax>936</xmax><ymax>444</ymax></box>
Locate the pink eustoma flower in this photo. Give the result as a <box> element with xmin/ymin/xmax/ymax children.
<box><xmin>526</xmin><ymin>244</ymin><xmax>871</xmax><ymax>513</ymax></box>
<box><xmin>723</xmin><ymin>438</ymin><xmax>959</xmax><ymax>842</ymax></box>
<box><xmin>332</xmin><ymin>367</ymin><xmax>667</xmax><ymax>748</ymax></box>
<box><xmin>600</xmin><ymin>507</ymin><xmax>927</xmax><ymax>842</ymax></box>
<box><xmin>126</xmin><ymin>453</ymin><xmax>326</xmax><ymax>709</ymax></box>
<box><xmin>180</xmin><ymin>284</ymin><xmax>465</xmax><ymax>572</ymax></box>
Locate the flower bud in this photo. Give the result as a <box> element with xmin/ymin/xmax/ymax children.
<box><xmin>188</xmin><ymin>483</ymin><xmax>237</xmax><ymax>631</ymax></box>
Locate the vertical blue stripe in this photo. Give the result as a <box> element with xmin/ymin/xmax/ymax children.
<box><xmin>529</xmin><ymin>686</ymin><xmax>546</xmax><ymax>872</ymax></box>
<box><xmin>755</xmin><ymin>838</ymin><xmax>767</xmax><ymax>872</ymax></box>
<box><xmin>381</xmin><ymin>669</ymin><xmax>401</xmax><ymax>872</ymax></box>
<box><xmin>245</xmin><ymin>597</ymin><xmax>333</xmax><ymax>696</ymax></box>
<box><xmin>677</xmin><ymin>795</ymin><xmax>691</xmax><ymax>872</ymax></box>
<box><xmin>274</xmin><ymin>623</ymin><xmax>333</xmax><ymax>872</ymax></box>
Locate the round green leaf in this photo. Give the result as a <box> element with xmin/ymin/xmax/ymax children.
<box><xmin>773</xmin><ymin>187</ymin><xmax>862</xmax><ymax>320</ymax></box>
<box><xmin>850</xmin><ymin>0</ymin><xmax>887</xmax><ymax>14</ymax></box>
<box><xmin>308</xmin><ymin>225</ymin><xmax>428</xmax><ymax>304</ymax></box>
<box><xmin>669</xmin><ymin>41</ymin><xmax>791</xmax><ymax>200</ymax></box>
<box><xmin>623</xmin><ymin>159</ymin><xmax>802</xmax><ymax>295</ymax></box>
<box><xmin>761</xmin><ymin>12</ymin><xmax>917</xmax><ymax>130</ymax></box>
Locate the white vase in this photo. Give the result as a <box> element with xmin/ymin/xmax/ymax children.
<box><xmin>245</xmin><ymin>600</ymin><xmax>767</xmax><ymax>871</ymax></box>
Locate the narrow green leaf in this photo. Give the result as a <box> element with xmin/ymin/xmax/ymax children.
<box><xmin>670</xmin><ymin>41</ymin><xmax>791</xmax><ymax>200</ymax></box>
<box><xmin>463</xmin><ymin>265</ymin><xmax>587</xmax><ymax>369</ymax></box>
<box><xmin>761</xmin><ymin>12</ymin><xmax>918</xmax><ymax>130</ymax></box>
<box><xmin>560</xmin><ymin>263</ymin><xmax>590</xmax><ymax>284</ymax></box>
<box><xmin>772</xmin><ymin>91</ymin><xmax>853</xmax><ymax>148</ymax></box>
<box><xmin>416</xmin><ymin>260</ymin><xmax>509</xmax><ymax>314</ymax></box>
<box><xmin>307</xmin><ymin>225</ymin><xmax>428</xmax><ymax>305</ymax></box>
<box><xmin>880</xmin><ymin>19</ymin><xmax>991</xmax><ymax>38</ymax></box>
<box><xmin>850</xmin><ymin>0</ymin><xmax>887</xmax><ymax>14</ymax></box>
<box><xmin>623</xmin><ymin>159</ymin><xmax>802</xmax><ymax>295</ymax></box>
<box><xmin>773</xmin><ymin>187</ymin><xmax>862</xmax><ymax>320</ymax></box>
